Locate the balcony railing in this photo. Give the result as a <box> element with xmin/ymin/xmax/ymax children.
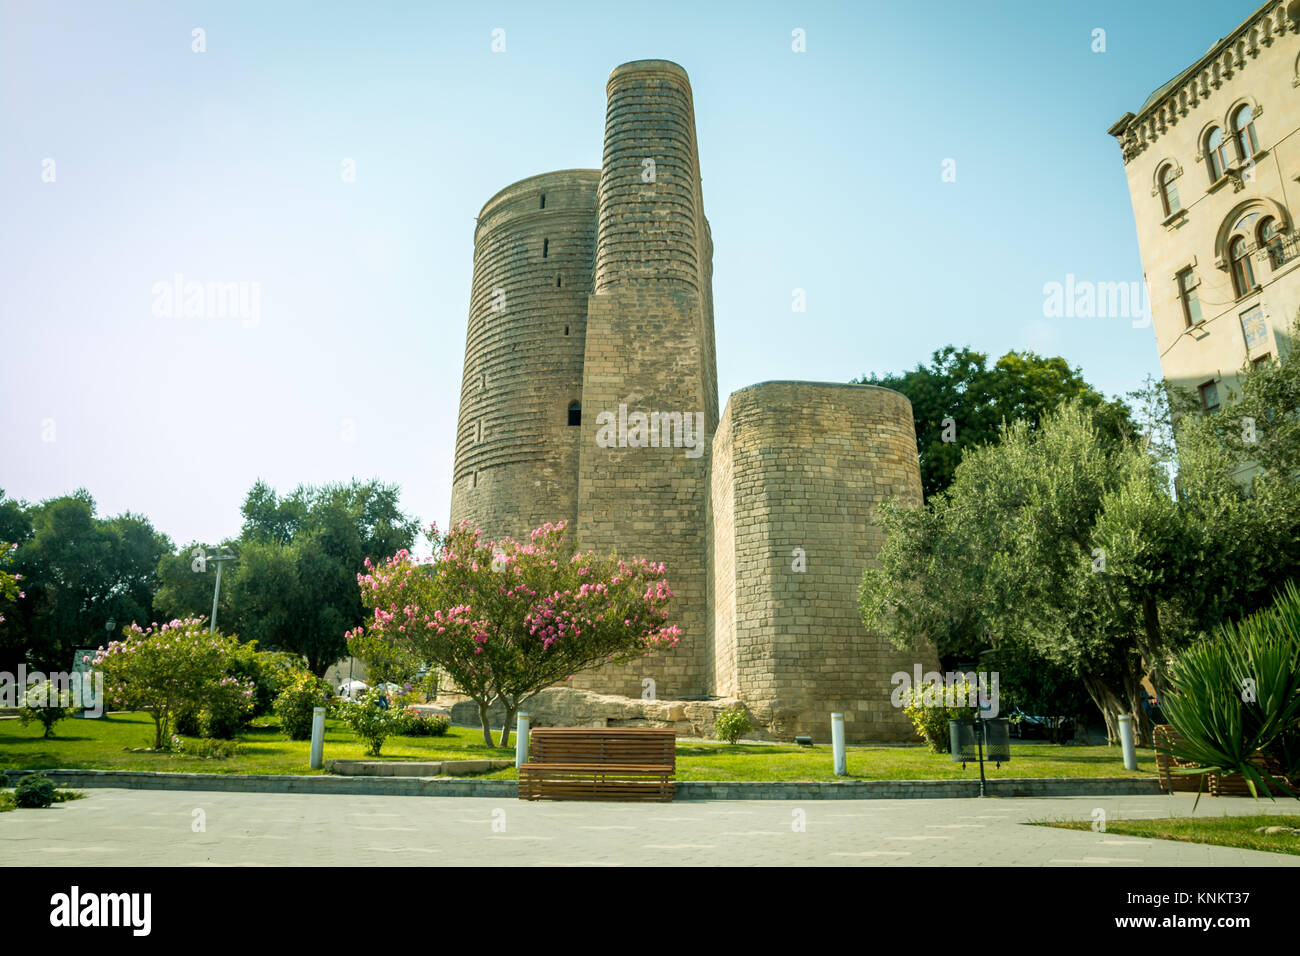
<box><xmin>1267</xmin><ymin>232</ymin><xmax>1300</xmax><ymax>270</ymax></box>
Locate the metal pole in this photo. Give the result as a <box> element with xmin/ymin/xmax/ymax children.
<box><xmin>209</xmin><ymin>558</ymin><xmax>224</xmax><ymax>633</ymax></box>
<box><xmin>976</xmin><ymin>719</ymin><xmax>987</xmax><ymax>798</ymax></box>
<box><xmin>1118</xmin><ymin>714</ymin><xmax>1138</xmax><ymax>771</ymax></box>
<box><xmin>831</xmin><ymin>713</ymin><xmax>847</xmax><ymax>776</ymax></box>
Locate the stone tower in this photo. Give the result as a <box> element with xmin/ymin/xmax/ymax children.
<box><xmin>450</xmin><ymin>59</ymin><xmax>932</xmax><ymax>742</ymax></box>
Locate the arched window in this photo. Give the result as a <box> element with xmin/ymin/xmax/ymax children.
<box><xmin>1158</xmin><ymin>164</ymin><xmax>1180</xmax><ymax>216</ymax></box>
<box><xmin>1207</xmin><ymin>127</ymin><xmax>1230</xmax><ymax>180</ymax></box>
<box><xmin>1233</xmin><ymin>105</ymin><xmax>1259</xmax><ymax>162</ymax></box>
<box><xmin>567</xmin><ymin>402</ymin><xmax>581</xmax><ymax>426</ymax></box>
<box><xmin>1229</xmin><ymin>236</ymin><xmax>1257</xmax><ymax>296</ymax></box>
<box><xmin>1258</xmin><ymin>216</ymin><xmax>1282</xmax><ymax>266</ymax></box>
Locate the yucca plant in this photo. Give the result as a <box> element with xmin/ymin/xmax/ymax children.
<box><xmin>1160</xmin><ymin>580</ymin><xmax>1300</xmax><ymax>804</ymax></box>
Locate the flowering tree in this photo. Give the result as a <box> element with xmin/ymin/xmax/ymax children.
<box><xmin>92</xmin><ymin>618</ymin><xmax>246</xmax><ymax>750</ymax></box>
<box><xmin>348</xmin><ymin>521</ymin><xmax>682</xmax><ymax>747</ymax></box>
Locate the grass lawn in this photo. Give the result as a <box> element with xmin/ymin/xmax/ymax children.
<box><xmin>1041</xmin><ymin>814</ymin><xmax>1300</xmax><ymax>856</ymax></box>
<box><xmin>0</xmin><ymin>713</ymin><xmax>1158</xmax><ymax>782</ymax></box>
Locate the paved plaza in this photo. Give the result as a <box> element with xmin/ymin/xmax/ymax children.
<box><xmin>3</xmin><ymin>788</ymin><xmax>1297</xmax><ymax>866</ymax></box>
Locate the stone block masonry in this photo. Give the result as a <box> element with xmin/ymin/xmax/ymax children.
<box><xmin>449</xmin><ymin>59</ymin><xmax>937</xmax><ymax>742</ymax></box>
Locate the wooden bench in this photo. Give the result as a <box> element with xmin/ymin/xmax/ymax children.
<box><xmin>1153</xmin><ymin>725</ymin><xmax>1208</xmax><ymax>793</ymax></box>
<box><xmin>519</xmin><ymin>727</ymin><xmax>676</xmax><ymax>802</ymax></box>
<box><xmin>1154</xmin><ymin>724</ymin><xmax>1295</xmax><ymax>796</ymax></box>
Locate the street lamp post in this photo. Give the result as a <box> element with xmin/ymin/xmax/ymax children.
<box><xmin>208</xmin><ymin>551</ymin><xmax>236</xmax><ymax>634</ymax></box>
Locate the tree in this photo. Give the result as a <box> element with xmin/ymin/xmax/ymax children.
<box><xmin>861</xmin><ymin>398</ymin><xmax>1300</xmax><ymax>747</ymax></box>
<box><xmin>154</xmin><ymin>479</ymin><xmax>421</xmax><ymax>676</ymax></box>
<box><xmin>857</xmin><ymin>347</ymin><xmax>1133</xmax><ymax>499</ymax></box>
<box><xmin>349</xmin><ymin>521</ymin><xmax>683</xmax><ymax>747</ymax></box>
<box><xmin>0</xmin><ymin>490</ymin><xmax>170</xmax><ymax>675</ymax></box>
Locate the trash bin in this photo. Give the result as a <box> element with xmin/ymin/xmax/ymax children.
<box><xmin>949</xmin><ymin>718</ymin><xmax>1012</xmax><ymax>764</ymax></box>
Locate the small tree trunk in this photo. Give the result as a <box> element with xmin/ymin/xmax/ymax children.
<box><xmin>1122</xmin><ymin>667</ymin><xmax>1153</xmax><ymax>747</ymax></box>
<box><xmin>1081</xmin><ymin>673</ymin><xmax>1124</xmax><ymax>745</ymax></box>
<box><xmin>477</xmin><ymin>699</ymin><xmax>494</xmax><ymax>747</ymax></box>
<box><xmin>498</xmin><ymin>704</ymin><xmax>517</xmax><ymax>749</ymax></box>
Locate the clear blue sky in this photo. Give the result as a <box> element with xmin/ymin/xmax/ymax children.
<box><xmin>0</xmin><ymin>0</ymin><xmax>1263</xmax><ymax>551</ymax></box>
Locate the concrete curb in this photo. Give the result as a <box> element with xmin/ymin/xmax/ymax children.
<box><xmin>3</xmin><ymin>769</ymin><xmax>517</xmax><ymax>798</ymax></box>
<box><xmin>2</xmin><ymin>769</ymin><xmax>1161</xmax><ymax>800</ymax></box>
<box><xmin>674</xmin><ymin>777</ymin><xmax>1163</xmax><ymax>800</ymax></box>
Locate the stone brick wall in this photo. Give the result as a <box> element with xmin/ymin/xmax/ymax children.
<box><xmin>570</xmin><ymin>61</ymin><xmax>717</xmax><ymax>699</ymax></box>
<box><xmin>713</xmin><ymin>382</ymin><xmax>937</xmax><ymax>743</ymax></box>
<box><xmin>449</xmin><ymin>170</ymin><xmax>599</xmax><ymax>543</ymax></box>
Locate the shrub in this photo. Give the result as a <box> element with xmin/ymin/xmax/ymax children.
<box><xmin>714</xmin><ymin>705</ymin><xmax>753</xmax><ymax>744</ymax></box>
<box><xmin>174</xmin><ymin>708</ymin><xmax>202</xmax><ymax>737</ymax></box>
<box><xmin>1163</xmin><ymin>580</ymin><xmax>1300</xmax><ymax>801</ymax></box>
<box><xmin>337</xmin><ymin>689</ymin><xmax>397</xmax><ymax>756</ymax></box>
<box><xmin>200</xmin><ymin>675</ymin><xmax>257</xmax><ymax>739</ymax></box>
<box><xmin>241</xmin><ymin>648</ymin><xmax>308</xmax><ymax>717</ymax></box>
<box><xmin>92</xmin><ymin>618</ymin><xmax>241</xmax><ymax>750</ymax></box>
<box><xmin>18</xmin><ymin>681</ymin><xmax>78</xmax><ymax>738</ymax></box>
<box><xmin>273</xmin><ymin>670</ymin><xmax>329</xmax><ymax>740</ymax></box>
<box><xmin>901</xmin><ymin>676</ymin><xmax>979</xmax><ymax>753</ymax></box>
<box><xmin>390</xmin><ymin>708</ymin><xmax>451</xmax><ymax>737</ymax></box>
<box><xmin>15</xmin><ymin>773</ymin><xmax>56</xmax><ymax>808</ymax></box>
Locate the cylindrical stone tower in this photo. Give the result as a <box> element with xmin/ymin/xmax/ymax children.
<box><xmin>593</xmin><ymin>59</ymin><xmax>702</xmax><ymax>293</ymax></box>
<box><xmin>449</xmin><ymin>170</ymin><xmax>600</xmax><ymax>542</ymax></box>
<box><xmin>708</xmin><ymin>382</ymin><xmax>938</xmax><ymax>744</ymax></box>
<box><xmin>571</xmin><ymin>60</ymin><xmax>719</xmax><ymax>699</ymax></box>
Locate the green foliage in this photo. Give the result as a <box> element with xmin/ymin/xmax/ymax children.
<box><xmin>273</xmin><ymin>670</ymin><xmax>329</xmax><ymax>740</ymax></box>
<box><xmin>418</xmin><ymin>669</ymin><xmax>440</xmax><ymax>701</ymax></box>
<box><xmin>200</xmin><ymin>675</ymin><xmax>257</xmax><ymax>739</ymax></box>
<box><xmin>0</xmin><ymin>489</ymin><xmax>170</xmax><ymax>675</ymax></box>
<box><xmin>389</xmin><ymin>708</ymin><xmax>451</xmax><ymax>737</ymax></box>
<box><xmin>15</xmin><ymin>772</ymin><xmax>56</xmax><ymax>808</ymax></box>
<box><xmin>348</xmin><ymin>623</ymin><xmax>422</xmax><ymax>688</ymax></box>
<box><xmin>1161</xmin><ymin>581</ymin><xmax>1300</xmax><ymax>802</ymax></box>
<box><xmin>857</xmin><ymin>347</ymin><xmax>1134</xmax><ymax>499</ymax></box>
<box><xmin>18</xmin><ymin>681</ymin><xmax>78</xmax><ymax>738</ymax></box>
<box><xmin>176</xmin><ymin>737</ymin><xmax>242</xmax><ymax>759</ymax></box>
<box><xmin>153</xmin><ymin>479</ymin><xmax>420</xmax><ymax>676</ymax></box>
<box><xmin>336</xmin><ymin>689</ymin><xmax>396</xmax><ymax>756</ymax></box>
<box><xmin>92</xmin><ymin>618</ymin><xmax>241</xmax><ymax>750</ymax></box>
<box><xmin>714</xmin><ymin>705</ymin><xmax>753</xmax><ymax>744</ymax></box>
<box><xmin>900</xmin><ymin>677</ymin><xmax>978</xmax><ymax>753</ymax></box>
<box><xmin>861</xmin><ymin>387</ymin><xmax>1300</xmax><ymax>748</ymax></box>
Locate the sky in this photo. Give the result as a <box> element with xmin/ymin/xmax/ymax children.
<box><xmin>0</xmin><ymin>0</ymin><xmax>1266</xmax><ymax>553</ymax></box>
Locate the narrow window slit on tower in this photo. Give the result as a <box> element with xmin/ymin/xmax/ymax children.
<box><xmin>557</xmin><ymin>276</ymin><xmax>562</xmax><ymax>287</ymax></box>
<box><xmin>568</xmin><ymin>402</ymin><xmax>581</xmax><ymax>426</ymax></box>
<box><xmin>540</xmin><ymin>194</ymin><xmax>545</xmax><ymax>209</ymax></box>
<box><xmin>564</xmin><ymin>325</ymin><xmax>570</xmax><ymax>335</ymax></box>
<box><xmin>542</xmin><ymin>238</ymin><xmax>549</xmax><ymax>258</ymax></box>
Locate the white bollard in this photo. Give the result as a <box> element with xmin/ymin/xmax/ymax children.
<box><xmin>309</xmin><ymin>706</ymin><xmax>326</xmax><ymax>770</ymax></box>
<box><xmin>1118</xmin><ymin>714</ymin><xmax>1138</xmax><ymax>771</ymax></box>
<box><xmin>516</xmin><ymin>713</ymin><xmax>530</xmax><ymax>768</ymax></box>
<box><xmin>831</xmin><ymin>713</ymin><xmax>847</xmax><ymax>776</ymax></box>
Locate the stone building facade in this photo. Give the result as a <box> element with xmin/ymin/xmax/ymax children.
<box><xmin>450</xmin><ymin>60</ymin><xmax>932</xmax><ymax>743</ymax></box>
<box><xmin>1108</xmin><ymin>1</ymin><xmax>1300</xmax><ymax>418</ymax></box>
